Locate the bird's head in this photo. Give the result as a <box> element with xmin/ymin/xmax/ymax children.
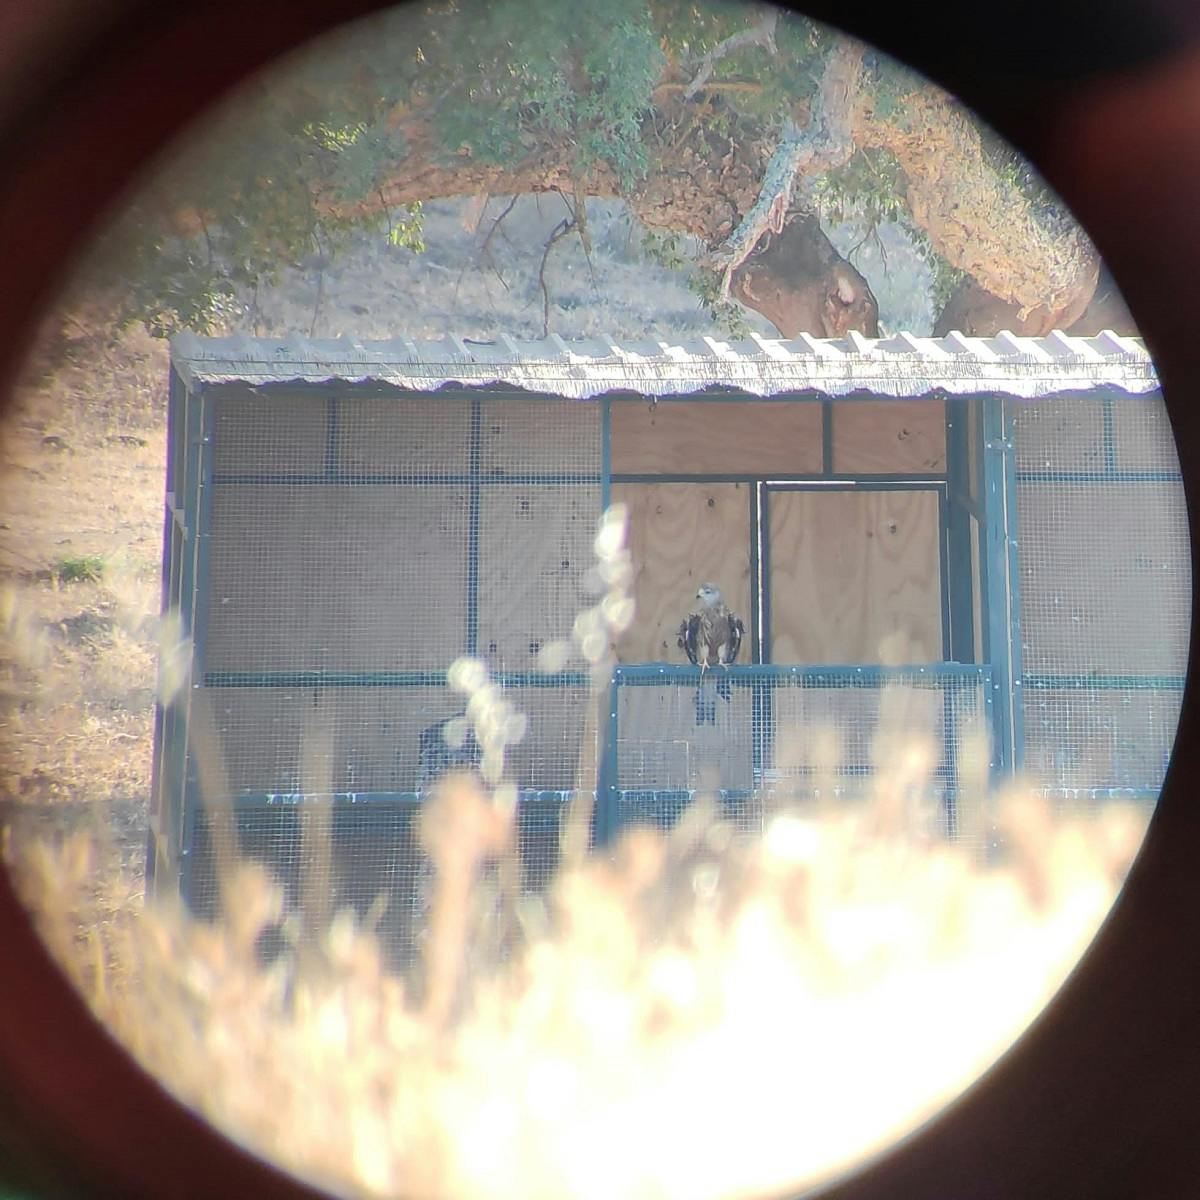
<box><xmin>696</xmin><ymin>582</ymin><xmax>722</xmax><ymax>606</ymax></box>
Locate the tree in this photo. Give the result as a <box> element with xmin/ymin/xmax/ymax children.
<box><xmin>82</xmin><ymin>0</ymin><xmax>1119</xmax><ymax>339</ymax></box>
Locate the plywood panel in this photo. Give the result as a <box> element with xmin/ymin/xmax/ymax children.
<box><xmin>337</xmin><ymin>397</ymin><xmax>470</xmax><ymax>475</ymax></box>
<box><xmin>206</xmin><ymin>484</ymin><xmax>469</xmax><ymax>672</ymax></box>
<box><xmin>617</xmin><ymin>686</ymin><xmax>753</xmax><ymax>791</ymax></box>
<box><xmin>613</xmin><ymin>482</ymin><xmax>752</xmax><ymax>663</ymax></box>
<box><xmin>481</xmin><ymin>398</ymin><xmax>602</xmax><ymax>476</ymax></box>
<box><xmin>1016</xmin><ymin>483</ymin><xmax>1190</xmax><ymax>674</ymax></box>
<box><xmin>768</xmin><ymin>489</ymin><xmax>943</xmax><ymax>664</ymax></box>
<box><xmin>214</xmin><ymin>391</ymin><xmax>329</xmax><ymax>476</ymax></box>
<box><xmin>1012</xmin><ymin>397</ymin><xmax>1104</xmax><ymax>472</ymax></box>
<box><xmin>1112</xmin><ymin>395</ymin><xmax>1182</xmax><ymax>472</ymax></box>
<box><xmin>610</xmin><ymin>400</ymin><xmax>823</xmax><ymax>475</ymax></box>
<box><xmin>832</xmin><ymin>399</ymin><xmax>946</xmax><ymax>474</ymax></box>
<box><xmin>477</xmin><ymin>486</ymin><xmax>600</xmax><ymax>671</ymax></box>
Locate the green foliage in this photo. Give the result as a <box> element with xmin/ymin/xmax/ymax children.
<box><xmin>692</xmin><ymin>271</ymin><xmax>752</xmax><ymax>338</ymax></box>
<box><xmin>815</xmin><ymin>146</ymin><xmax>968</xmax><ymax>314</ymax></box>
<box><xmin>425</xmin><ymin>0</ymin><xmax>666</xmax><ymax>186</ymax></box>
<box><xmin>638</xmin><ymin>228</ymin><xmax>686</xmax><ymax>271</ymax></box>
<box><xmin>55</xmin><ymin>555</ymin><xmax>105</xmax><ymax>584</ymax></box>
<box><xmin>813</xmin><ymin>147</ymin><xmax>909</xmax><ymax>232</ymax></box>
<box><xmin>65</xmin><ymin>0</ymin><xmax>1024</xmax><ymax>336</ymax></box>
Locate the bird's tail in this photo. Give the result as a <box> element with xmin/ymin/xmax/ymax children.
<box><xmin>715</xmin><ymin>673</ymin><xmax>732</xmax><ymax>703</ymax></box>
<box><xmin>694</xmin><ymin>675</ymin><xmax>718</xmax><ymax>725</ymax></box>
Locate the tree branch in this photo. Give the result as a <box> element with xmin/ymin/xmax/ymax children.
<box><xmin>704</xmin><ymin>39</ymin><xmax>865</xmax><ymax>298</ymax></box>
<box><xmin>537</xmin><ymin>216</ymin><xmax>577</xmax><ymax>338</ymax></box>
<box><xmin>683</xmin><ymin>7</ymin><xmax>778</xmax><ymax>100</ymax></box>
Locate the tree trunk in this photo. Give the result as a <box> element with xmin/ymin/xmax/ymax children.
<box><xmin>730</xmin><ymin>214</ymin><xmax>878</xmax><ymax>337</ymax></box>
<box><xmin>934</xmin><ymin>265</ymin><xmax>1130</xmax><ymax>337</ymax></box>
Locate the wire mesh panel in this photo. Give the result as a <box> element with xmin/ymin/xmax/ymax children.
<box><xmin>175</xmin><ymin>385</ymin><xmax>604</xmax><ymax>941</ymax></box>
<box><xmin>185</xmin><ymin>800</ymin><xmax>423</xmax><ymax>968</ymax></box>
<box><xmin>1013</xmin><ymin>392</ymin><xmax>1189</xmax><ymax>797</ymax></box>
<box><xmin>610</xmin><ymin>665</ymin><xmax>991</xmax><ymax>847</ymax></box>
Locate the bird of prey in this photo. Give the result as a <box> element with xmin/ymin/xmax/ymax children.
<box><xmin>678</xmin><ymin>582</ymin><xmax>745</xmax><ymax>725</ymax></box>
<box><xmin>416</xmin><ymin>714</ymin><xmax>481</xmax><ymax>792</ymax></box>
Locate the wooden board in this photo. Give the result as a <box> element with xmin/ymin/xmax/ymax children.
<box><xmin>831</xmin><ymin>399</ymin><xmax>946</xmax><ymax>474</ymax></box>
<box><xmin>1012</xmin><ymin>397</ymin><xmax>1104</xmax><ymax>472</ymax></box>
<box><xmin>768</xmin><ymin>489</ymin><xmax>943</xmax><ymax>664</ymax></box>
<box><xmin>1112</xmin><ymin>396</ymin><xmax>1182</xmax><ymax>471</ymax></box>
<box><xmin>610</xmin><ymin>399</ymin><xmax>823</xmax><ymax>475</ymax></box>
<box><xmin>1016</xmin><ymin>483</ymin><xmax>1190</xmax><ymax>675</ymax></box>
<box><xmin>481</xmin><ymin>398</ymin><xmax>602</xmax><ymax>476</ymax></box>
<box><xmin>476</xmin><ymin>486</ymin><xmax>600</xmax><ymax>671</ymax></box>
<box><xmin>612</xmin><ymin>482</ymin><xmax>752</xmax><ymax>663</ymax></box>
<box><xmin>337</xmin><ymin>396</ymin><xmax>470</xmax><ymax>475</ymax></box>
<box><xmin>213</xmin><ymin>391</ymin><xmax>329</xmax><ymax>476</ymax></box>
<box><xmin>617</xmin><ymin>686</ymin><xmax>754</xmax><ymax>791</ymax></box>
<box><xmin>205</xmin><ymin>484</ymin><xmax>469</xmax><ymax>672</ymax></box>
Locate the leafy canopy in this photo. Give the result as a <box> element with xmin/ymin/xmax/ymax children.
<box><xmin>75</xmin><ymin>0</ymin><xmax>1046</xmax><ymax>334</ymax></box>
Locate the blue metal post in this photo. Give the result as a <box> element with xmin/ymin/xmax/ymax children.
<box><xmin>980</xmin><ymin>394</ymin><xmax>1023</xmax><ymax>778</ymax></box>
<box><xmin>600</xmin><ymin>396</ymin><xmax>611</xmax><ymax>513</ymax></box>
<box><xmin>1002</xmin><ymin>398</ymin><xmax>1025</xmax><ymax>767</ymax></box>
<box><xmin>466</xmin><ymin>397</ymin><xmax>482</xmax><ymax>656</ymax></box>
<box><xmin>593</xmin><ymin>675</ymin><xmax>621</xmax><ymax>847</ymax></box>
<box><xmin>179</xmin><ymin>384</ymin><xmax>217</xmax><ymax>903</ymax></box>
<box><xmin>945</xmin><ymin>399</ymin><xmax>976</xmax><ymax>662</ymax></box>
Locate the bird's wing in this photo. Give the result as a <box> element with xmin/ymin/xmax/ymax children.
<box><xmin>724</xmin><ymin>614</ymin><xmax>745</xmax><ymax>664</ymax></box>
<box><xmin>677</xmin><ymin>614</ymin><xmax>701</xmax><ymax>665</ymax></box>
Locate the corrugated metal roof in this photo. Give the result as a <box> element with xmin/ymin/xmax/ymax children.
<box><xmin>170</xmin><ymin>329</ymin><xmax>1158</xmax><ymax>400</ymax></box>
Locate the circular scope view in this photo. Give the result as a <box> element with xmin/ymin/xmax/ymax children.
<box><xmin>0</xmin><ymin>3</ymin><xmax>1185</xmax><ymax>1198</ymax></box>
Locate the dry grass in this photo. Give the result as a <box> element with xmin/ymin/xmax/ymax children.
<box><xmin>0</xmin><ymin>316</ymin><xmax>167</xmax><ymax>947</ymax></box>
<box><xmin>5</xmin><ymin>756</ymin><xmax>1148</xmax><ymax>1200</ymax></box>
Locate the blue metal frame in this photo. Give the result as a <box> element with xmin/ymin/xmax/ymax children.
<box><xmin>466</xmin><ymin>397</ymin><xmax>483</xmax><ymax>656</ymax></box>
<box><xmin>944</xmin><ymin>398</ymin><xmax>977</xmax><ymax>663</ymax></box>
<box><xmin>979</xmin><ymin>394</ymin><xmax>1023</xmax><ymax>777</ymax></box>
<box><xmin>179</xmin><ymin>383</ymin><xmax>218</xmax><ymax>905</ymax></box>
<box><xmin>600</xmin><ymin>396</ymin><xmax>611</xmax><ymax>512</ymax></box>
<box><xmin>204</xmin><ymin>668</ymin><xmax>593</xmax><ymax>688</ymax></box>
<box><xmin>606</xmin><ymin>661</ymin><xmax>993</xmax><ymax>839</ymax></box>
<box><xmin>211</xmin><ymin>471</ymin><xmax>603</xmax><ymax>486</ymax></box>
<box><xmin>1015</xmin><ymin>469</ymin><xmax>1182</xmax><ymax>485</ymax></box>
<box><xmin>613</xmin><ymin>662</ymin><xmax>987</xmax><ymax>685</ymax></box>
<box><xmin>1024</xmin><ymin>673</ymin><xmax>1186</xmax><ymax>691</ymax></box>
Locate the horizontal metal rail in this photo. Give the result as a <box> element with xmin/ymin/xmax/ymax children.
<box><xmin>203</xmin><ymin>669</ymin><xmax>593</xmax><ymax>689</ymax></box>
<box><xmin>1015</xmin><ymin>469</ymin><xmax>1183</xmax><ymax>485</ymax></box>
<box><xmin>211</xmin><ymin>472</ymin><xmax>602</xmax><ymax>486</ymax></box>
<box><xmin>1024</xmin><ymin>673</ymin><xmax>1186</xmax><ymax>691</ymax></box>
<box><xmin>615</xmin><ymin>661</ymin><xmax>991</xmax><ymax>686</ymax></box>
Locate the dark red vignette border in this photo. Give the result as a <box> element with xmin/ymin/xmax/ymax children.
<box><xmin>0</xmin><ymin>2</ymin><xmax>1198</xmax><ymax>1196</ymax></box>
